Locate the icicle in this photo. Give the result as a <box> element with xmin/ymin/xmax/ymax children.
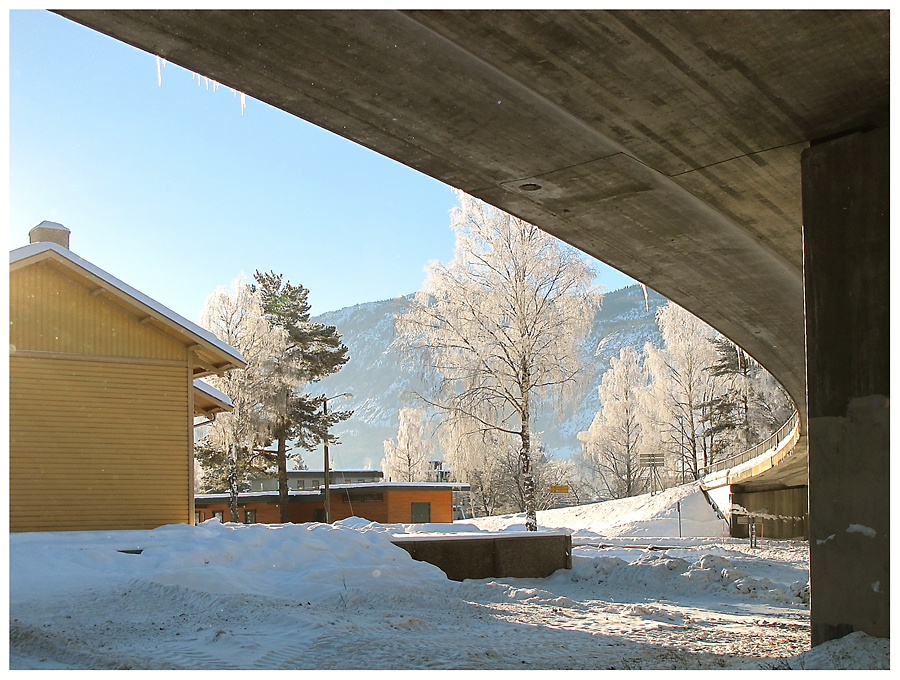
<box><xmin>156</xmin><ymin>55</ymin><xmax>162</xmax><ymax>87</ymax></box>
<box><xmin>240</xmin><ymin>92</ymin><xmax>246</xmax><ymax>115</ymax></box>
<box><xmin>641</xmin><ymin>283</ymin><xmax>650</xmax><ymax>312</ymax></box>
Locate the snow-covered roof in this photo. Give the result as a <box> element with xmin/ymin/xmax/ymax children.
<box><xmin>10</xmin><ymin>241</ymin><xmax>245</xmax><ymax>368</ymax></box>
<box><xmin>193</xmin><ymin>379</ymin><xmax>234</xmax><ymax>417</ymax></box>
<box><xmin>193</xmin><ymin>379</ymin><xmax>232</xmax><ymax>407</ymax></box>
<box><xmin>255</xmin><ymin>469</ymin><xmax>383</xmax><ymax>476</ymax></box>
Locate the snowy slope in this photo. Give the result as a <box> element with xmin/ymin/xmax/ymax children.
<box><xmin>8</xmin><ymin>483</ymin><xmax>889</xmax><ymax>670</ymax></box>
<box><xmin>467</xmin><ymin>481</ymin><xmax>725</xmax><ymax>539</ymax></box>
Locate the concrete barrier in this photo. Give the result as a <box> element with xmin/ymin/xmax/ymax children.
<box><xmin>390</xmin><ymin>531</ymin><xmax>572</xmax><ymax>581</ymax></box>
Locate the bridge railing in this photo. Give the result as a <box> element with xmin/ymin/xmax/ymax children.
<box><xmin>699</xmin><ymin>410</ymin><xmax>800</xmax><ymax>477</ymax></box>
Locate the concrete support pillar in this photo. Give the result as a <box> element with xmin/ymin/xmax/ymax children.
<box><xmin>802</xmin><ymin>126</ymin><xmax>890</xmax><ymax>645</ymax></box>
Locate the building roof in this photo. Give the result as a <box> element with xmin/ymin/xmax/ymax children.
<box><xmin>193</xmin><ymin>379</ymin><xmax>233</xmax><ymax>417</ymax></box>
<box><xmin>195</xmin><ymin>481</ymin><xmax>471</xmax><ymax>504</ymax></box>
<box><xmin>10</xmin><ymin>241</ymin><xmax>246</xmax><ymax>376</ymax></box>
<box><xmin>254</xmin><ymin>469</ymin><xmax>383</xmax><ymax>476</ymax></box>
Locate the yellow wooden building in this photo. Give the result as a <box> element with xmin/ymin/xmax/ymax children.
<box><xmin>9</xmin><ymin>222</ymin><xmax>245</xmax><ymax>533</ymax></box>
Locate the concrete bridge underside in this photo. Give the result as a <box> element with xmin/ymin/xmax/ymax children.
<box><xmin>55</xmin><ymin>10</ymin><xmax>889</xmax><ymax>646</ymax></box>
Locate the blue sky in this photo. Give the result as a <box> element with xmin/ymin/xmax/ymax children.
<box><xmin>8</xmin><ymin>9</ymin><xmax>637</xmax><ymax>322</ymax></box>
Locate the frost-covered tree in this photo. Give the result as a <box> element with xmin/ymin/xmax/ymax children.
<box><xmin>397</xmin><ymin>191</ymin><xmax>600</xmax><ymax>530</ymax></box>
<box><xmin>710</xmin><ymin>336</ymin><xmax>794</xmax><ymax>451</ymax></box>
<box><xmin>438</xmin><ymin>418</ymin><xmax>507</xmax><ymax>517</ymax></box>
<box><xmin>381</xmin><ymin>407</ymin><xmax>433</xmax><ymax>482</ymax></box>
<box><xmin>252</xmin><ymin>270</ymin><xmax>350</xmax><ymax>523</ymax></box>
<box><xmin>494</xmin><ymin>442</ymin><xmax>575</xmax><ymax>514</ymax></box>
<box><xmin>578</xmin><ymin>346</ymin><xmax>653</xmax><ymax>499</ymax></box>
<box><xmin>196</xmin><ymin>278</ymin><xmax>283</xmax><ymax>520</ymax></box>
<box><xmin>644</xmin><ymin>301</ymin><xmax>724</xmax><ymax>481</ymax></box>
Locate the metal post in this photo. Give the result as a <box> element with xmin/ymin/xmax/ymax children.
<box><xmin>321</xmin><ymin>392</ymin><xmax>351</xmax><ymax>525</ymax></box>
<box><xmin>323</xmin><ymin>395</ymin><xmax>331</xmax><ymax>524</ymax></box>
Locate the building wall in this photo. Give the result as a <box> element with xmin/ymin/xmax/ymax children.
<box><xmin>9</xmin><ymin>262</ymin><xmax>194</xmax><ymax>532</ymax></box>
<box><xmin>10</xmin><ymin>261</ymin><xmax>186</xmax><ymax>361</ymax></box>
<box><xmin>195</xmin><ymin>487</ymin><xmax>455</xmax><ymax>526</ymax></box>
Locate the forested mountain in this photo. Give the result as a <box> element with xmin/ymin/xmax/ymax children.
<box><xmin>310</xmin><ymin>284</ymin><xmax>668</xmax><ymax>470</ymax></box>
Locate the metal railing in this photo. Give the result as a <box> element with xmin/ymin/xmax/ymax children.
<box><xmin>699</xmin><ymin>410</ymin><xmax>800</xmax><ymax>477</ymax></box>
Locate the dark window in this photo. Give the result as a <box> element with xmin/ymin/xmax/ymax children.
<box><xmin>213</xmin><ymin>510</ymin><xmax>224</xmax><ymax>522</ymax></box>
<box><xmin>194</xmin><ymin>511</ymin><xmax>202</xmax><ymax>524</ymax></box>
<box><xmin>244</xmin><ymin>509</ymin><xmax>257</xmax><ymax>524</ymax></box>
<box><xmin>313</xmin><ymin>508</ymin><xmax>326</xmax><ymax>523</ymax></box>
<box><xmin>342</xmin><ymin>492</ymin><xmax>384</xmax><ymax>503</ymax></box>
<box><xmin>411</xmin><ymin>502</ymin><xmax>431</xmax><ymax>523</ymax></box>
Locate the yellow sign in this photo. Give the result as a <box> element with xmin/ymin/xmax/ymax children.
<box><xmin>550</xmin><ymin>485</ymin><xmax>569</xmax><ymax>494</ymax></box>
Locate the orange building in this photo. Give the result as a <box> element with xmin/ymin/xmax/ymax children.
<box><xmin>195</xmin><ymin>482</ymin><xmax>470</xmax><ymax>525</ymax></box>
<box><xmin>10</xmin><ymin>222</ymin><xmax>245</xmax><ymax>532</ymax></box>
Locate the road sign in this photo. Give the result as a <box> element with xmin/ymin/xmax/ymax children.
<box><xmin>639</xmin><ymin>453</ymin><xmax>665</xmax><ymax>468</ymax></box>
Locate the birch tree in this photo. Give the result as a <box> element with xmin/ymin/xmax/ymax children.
<box><xmin>397</xmin><ymin>191</ymin><xmax>600</xmax><ymax>530</ymax></box>
<box><xmin>578</xmin><ymin>346</ymin><xmax>653</xmax><ymax>499</ymax></box>
<box><xmin>438</xmin><ymin>417</ymin><xmax>507</xmax><ymax>517</ymax></box>
<box><xmin>381</xmin><ymin>407</ymin><xmax>433</xmax><ymax>482</ymax></box>
<box><xmin>195</xmin><ymin>278</ymin><xmax>282</xmax><ymax>521</ymax></box>
<box><xmin>645</xmin><ymin>301</ymin><xmax>726</xmax><ymax>480</ymax></box>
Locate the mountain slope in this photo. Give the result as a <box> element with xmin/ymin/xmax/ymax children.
<box><xmin>311</xmin><ymin>284</ymin><xmax>668</xmax><ymax>470</ymax></box>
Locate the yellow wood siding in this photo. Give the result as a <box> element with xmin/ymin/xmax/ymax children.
<box><xmin>10</xmin><ymin>261</ymin><xmax>186</xmax><ymax>361</ymax></box>
<box><xmin>10</xmin><ymin>356</ymin><xmax>192</xmax><ymax>532</ymax></box>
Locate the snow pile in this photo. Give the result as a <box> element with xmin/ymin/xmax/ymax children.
<box><xmin>10</xmin><ymin>520</ymin><xmax>451</xmax><ymax>611</ymax></box>
<box><xmin>468</xmin><ymin>481</ymin><xmax>725</xmax><ymax>538</ymax></box>
<box><xmin>569</xmin><ymin>550</ymin><xmax>809</xmax><ymax>605</ymax></box>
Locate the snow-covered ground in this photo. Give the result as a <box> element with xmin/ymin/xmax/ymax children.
<box><xmin>8</xmin><ymin>482</ymin><xmax>889</xmax><ymax>670</ymax></box>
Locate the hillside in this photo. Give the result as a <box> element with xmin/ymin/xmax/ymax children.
<box><xmin>311</xmin><ymin>284</ymin><xmax>669</xmax><ymax>470</ymax></box>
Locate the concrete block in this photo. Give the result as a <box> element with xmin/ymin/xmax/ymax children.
<box><xmin>391</xmin><ymin>531</ymin><xmax>572</xmax><ymax>581</ymax></box>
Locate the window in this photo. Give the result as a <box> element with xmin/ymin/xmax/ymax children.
<box><xmin>244</xmin><ymin>509</ymin><xmax>257</xmax><ymax>524</ymax></box>
<box><xmin>342</xmin><ymin>492</ymin><xmax>384</xmax><ymax>503</ymax></box>
<box><xmin>194</xmin><ymin>511</ymin><xmax>202</xmax><ymax>524</ymax></box>
<box><xmin>411</xmin><ymin>502</ymin><xmax>431</xmax><ymax>523</ymax></box>
<box><xmin>213</xmin><ymin>510</ymin><xmax>224</xmax><ymax>522</ymax></box>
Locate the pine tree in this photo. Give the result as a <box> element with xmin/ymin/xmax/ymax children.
<box><xmin>252</xmin><ymin>270</ymin><xmax>350</xmax><ymax>523</ymax></box>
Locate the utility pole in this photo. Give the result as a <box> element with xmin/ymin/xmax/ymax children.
<box><xmin>323</xmin><ymin>395</ymin><xmax>331</xmax><ymax>523</ymax></box>
<box><xmin>321</xmin><ymin>392</ymin><xmax>351</xmax><ymax>524</ymax></box>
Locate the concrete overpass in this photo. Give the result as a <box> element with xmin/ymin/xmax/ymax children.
<box><xmin>55</xmin><ymin>10</ymin><xmax>889</xmax><ymax>646</ymax></box>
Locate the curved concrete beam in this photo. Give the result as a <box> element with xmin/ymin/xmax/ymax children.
<box><xmin>54</xmin><ymin>9</ymin><xmax>890</xmax><ymax>427</ymax></box>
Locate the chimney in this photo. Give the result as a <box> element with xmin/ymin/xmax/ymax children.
<box><xmin>29</xmin><ymin>221</ymin><xmax>71</xmax><ymax>249</ymax></box>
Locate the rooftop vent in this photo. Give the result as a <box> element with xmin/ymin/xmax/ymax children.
<box><xmin>29</xmin><ymin>221</ymin><xmax>71</xmax><ymax>249</ymax></box>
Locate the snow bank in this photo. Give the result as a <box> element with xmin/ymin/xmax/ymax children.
<box><xmin>468</xmin><ymin>481</ymin><xmax>725</xmax><ymax>539</ymax></box>
<box><xmin>568</xmin><ymin>549</ymin><xmax>809</xmax><ymax>605</ymax></box>
<box><xmin>9</xmin><ymin>519</ymin><xmax>450</xmax><ymax>610</ymax></box>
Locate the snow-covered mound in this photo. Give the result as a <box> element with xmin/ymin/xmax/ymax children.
<box><xmin>9</xmin><ymin>519</ymin><xmax>451</xmax><ymax>611</ymax></box>
<box><xmin>467</xmin><ymin>481</ymin><xmax>724</xmax><ymax>539</ymax></box>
